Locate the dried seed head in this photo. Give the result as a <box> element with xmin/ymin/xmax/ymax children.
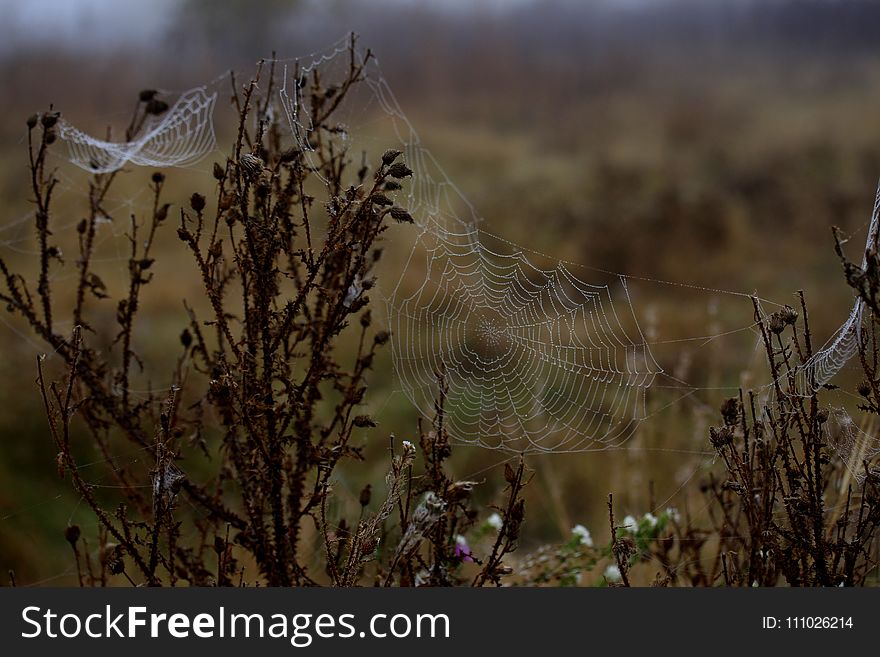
<box><xmin>370</xmin><ymin>193</ymin><xmax>393</xmax><ymax>207</ymax></box>
<box><xmin>768</xmin><ymin>313</ymin><xmax>784</xmax><ymax>335</ymax></box>
<box><xmin>41</xmin><ymin>112</ymin><xmax>59</xmax><ymax>129</ymax></box>
<box><xmin>390</xmin><ymin>207</ymin><xmax>414</xmax><ymax>224</ymax></box>
<box><xmin>384</xmin><ymin>180</ymin><xmax>402</xmax><ymax>191</ymax></box>
<box><xmin>139</xmin><ymin>89</ymin><xmax>158</xmax><ymax>102</ymax></box>
<box><xmin>720</xmin><ymin>397</ymin><xmax>739</xmax><ymax>426</ymax></box>
<box><xmin>239</xmin><ymin>153</ymin><xmax>264</xmax><ymax>179</ymax></box>
<box><xmin>709</xmin><ymin>425</ymin><xmax>734</xmax><ymax>448</ymax></box>
<box><xmin>26</xmin><ymin>114</ymin><xmax>38</xmax><ymax>129</ymax></box>
<box><xmin>387</xmin><ymin>162</ymin><xmax>413</xmax><ymax>179</ymax></box>
<box><xmin>374</xmin><ymin>330</ymin><xmax>390</xmax><ymax>346</ymax></box>
<box><xmin>180</xmin><ymin>328</ymin><xmax>192</xmax><ymax>348</ymax></box>
<box><xmin>151</xmin><ymin>171</ymin><xmax>165</xmax><ymax>184</ymax></box>
<box><xmin>64</xmin><ymin>524</ymin><xmax>81</xmax><ymax>545</ymax></box>
<box><xmin>44</xmin><ymin>129</ymin><xmax>56</xmax><ymax>145</ymax></box>
<box><xmin>190</xmin><ymin>192</ymin><xmax>206</xmax><ymax>213</ymax></box>
<box><xmin>353</xmin><ymin>415</ymin><xmax>377</xmax><ymax>428</ymax></box>
<box><xmin>213</xmin><ymin>162</ymin><xmax>226</xmax><ymax>180</ymax></box>
<box><xmin>382</xmin><ymin>149</ymin><xmax>402</xmax><ymax>165</ymax></box>
<box><xmin>858</xmin><ymin>381</ymin><xmax>871</xmax><ymax>397</ymax></box>
<box><xmin>359</xmin><ymin>484</ymin><xmax>372</xmax><ymax>507</ymax></box>
<box><xmin>780</xmin><ymin>305</ymin><xmax>798</xmax><ymax>326</ymax></box>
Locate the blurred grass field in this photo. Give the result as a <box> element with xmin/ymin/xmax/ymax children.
<box><xmin>3</xmin><ymin>0</ymin><xmax>880</xmax><ymax>584</ymax></box>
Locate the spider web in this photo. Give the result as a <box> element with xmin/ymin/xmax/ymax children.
<box><xmin>58</xmin><ymin>87</ymin><xmax>217</xmax><ymax>173</ymax></box>
<box><xmin>388</xmin><ymin>227</ymin><xmax>660</xmax><ymax>452</ymax></box>
<box><xmin>278</xmin><ymin>41</ymin><xmax>698</xmax><ymax>453</ymax></box>
<box><xmin>827</xmin><ymin>407</ymin><xmax>880</xmax><ymax>486</ymax></box>
<box><xmin>793</xmin><ymin>183</ymin><xmax>880</xmax><ymax>393</ymax></box>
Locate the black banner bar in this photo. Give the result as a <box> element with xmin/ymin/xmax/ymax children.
<box><xmin>0</xmin><ymin>588</ymin><xmax>874</xmax><ymax>654</ymax></box>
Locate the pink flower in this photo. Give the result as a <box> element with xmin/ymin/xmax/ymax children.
<box><xmin>454</xmin><ymin>534</ymin><xmax>473</xmax><ymax>562</ymax></box>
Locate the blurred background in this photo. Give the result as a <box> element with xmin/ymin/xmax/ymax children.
<box><xmin>3</xmin><ymin>0</ymin><xmax>880</xmax><ymax>584</ymax></box>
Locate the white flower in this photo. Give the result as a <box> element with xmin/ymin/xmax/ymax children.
<box><xmin>342</xmin><ymin>276</ymin><xmax>363</xmax><ymax>309</ymax></box>
<box><xmin>455</xmin><ymin>534</ymin><xmax>468</xmax><ymax>547</ymax></box>
<box><xmin>666</xmin><ymin>507</ymin><xmax>681</xmax><ymax>523</ymax></box>
<box><xmin>402</xmin><ymin>440</ymin><xmax>414</xmax><ymax>450</ymax></box>
<box><xmin>622</xmin><ymin>515</ymin><xmax>638</xmax><ymax>534</ymax></box>
<box><xmin>643</xmin><ymin>512</ymin><xmax>657</xmax><ymax>529</ymax></box>
<box><xmin>486</xmin><ymin>512</ymin><xmax>503</xmax><ymax>530</ymax></box>
<box><xmin>571</xmin><ymin>524</ymin><xmax>593</xmax><ymax>547</ymax></box>
<box><xmin>604</xmin><ymin>564</ymin><xmax>621</xmax><ymax>582</ymax></box>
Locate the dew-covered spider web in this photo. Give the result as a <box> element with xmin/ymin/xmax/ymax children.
<box><xmin>58</xmin><ymin>87</ymin><xmax>217</xmax><ymax>173</ymax></box>
<box><xmin>384</xmin><ymin>227</ymin><xmax>660</xmax><ymax>452</ymax></box>
<box><xmin>793</xmin><ymin>184</ymin><xmax>880</xmax><ymax>394</ymax></box>
<box><xmin>280</xmin><ymin>39</ymin><xmax>767</xmax><ymax>453</ymax></box>
<box><xmin>827</xmin><ymin>407</ymin><xmax>880</xmax><ymax>486</ymax></box>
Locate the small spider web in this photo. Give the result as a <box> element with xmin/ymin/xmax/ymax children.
<box><xmin>58</xmin><ymin>87</ymin><xmax>217</xmax><ymax>173</ymax></box>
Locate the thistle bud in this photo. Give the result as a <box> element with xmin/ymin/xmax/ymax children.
<box><xmin>720</xmin><ymin>397</ymin><xmax>739</xmax><ymax>426</ymax></box>
<box><xmin>41</xmin><ymin>112</ymin><xmax>59</xmax><ymax>129</ymax></box>
<box><xmin>239</xmin><ymin>153</ymin><xmax>264</xmax><ymax>179</ymax></box>
<box><xmin>190</xmin><ymin>192</ymin><xmax>206</xmax><ymax>213</ymax></box>
<box><xmin>370</xmin><ymin>193</ymin><xmax>393</xmax><ymax>207</ymax></box>
<box><xmin>353</xmin><ymin>415</ymin><xmax>377</xmax><ymax>428</ymax></box>
<box><xmin>390</xmin><ymin>207</ymin><xmax>414</xmax><ymax>224</ymax></box>
<box><xmin>64</xmin><ymin>524</ymin><xmax>81</xmax><ymax>545</ymax></box>
<box><xmin>382</xmin><ymin>149</ymin><xmax>402</xmax><ymax>165</ymax></box>
<box><xmin>780</xmin><ymin>305</ymin><xmax>798</xmax><ymax>326</ymax></box>
<box><xmin>359</xmin><ymin>484</ymin><xmax>372</xmax><ymax>507</ymax></box>
<box><xmin>768</xmin><ymin>312</ymin><xmax>786</xmax><ymax>335</ymax></box>
<box><xmin>387</xmin><ymin>162</ymin><xmax>413</xmax><ymax>179</ymax></box>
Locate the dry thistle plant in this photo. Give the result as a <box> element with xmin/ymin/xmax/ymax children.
<box><xmin>601</xmin><ymin>291</ymin><xmax>880</xmax><ymax>587</ymax></box>
<box><xmin>0</xmin><ymin>40</ymin><xmax>528</xmax><ymax>587</ymax></box>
